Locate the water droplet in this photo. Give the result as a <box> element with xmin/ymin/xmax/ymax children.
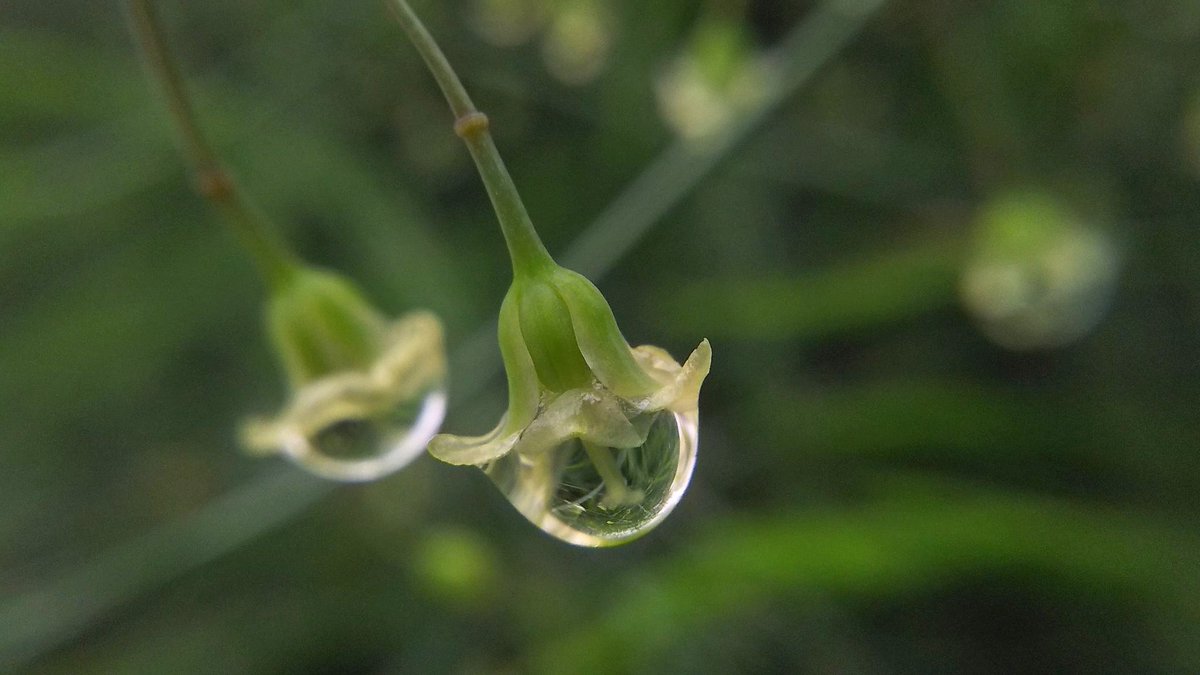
<box><xmin>483</xmin><ymin>408</ymin><xmax>698</xmax><ymax>546</ymax></box>
<box><xmin>277</xmin><ymin>389</ymin><xmax>447</xmax><ymax>482</ymax></box>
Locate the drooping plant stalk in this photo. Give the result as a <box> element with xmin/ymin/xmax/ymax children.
<box><xmin>386</xmin><ymin>0</ymin><xmax>555</xmax><ymax>278</ymax></box>
<box><xmin>127</xmin><ymin>0</ymin><xmax>299</xmax><ymax>289</ymax></box>
<box><xmin>391</xmin><ymin>0</ymin><xmax>710</xmax><ymax>547</ymax></box>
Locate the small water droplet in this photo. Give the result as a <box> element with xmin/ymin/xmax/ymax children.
<box><xmin>484</xmin><ymin>408</ymin><xmax>697</xmax><ymax>546</ymax></box>
<box><xmin>279</xmin><ymin>389</ymin><xmax>447</xmax><ymax>482</ymax></box>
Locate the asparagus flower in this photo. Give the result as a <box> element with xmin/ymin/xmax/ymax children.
<box><xmin>389</xmin><ymin>0</ymin><xmax>710</xmax><ymax>545</ymax></box>
<box><xmin>129</xmin><ymin>0</ymin><xmax>446</xmax><ymax>481</ymax></box>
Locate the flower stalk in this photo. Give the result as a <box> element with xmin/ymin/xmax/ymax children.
<box><xmin>127</xmin><ymin>0</ymin><xmax>298</xmax><ymax>289</ymax></box>
<box><xmin>387</xmin><ymin>0</ymin><xmax>555</xmax><ymax>278</ymax></box>
<box><xmin>582</xmin><ymin>441</ymin><xmax>641</xmax><ymax>508</ymax></box>
<box><xmin>128</xmin><ymin>0</ymin><xmax>448</xmax><ymax>481</ymax></box>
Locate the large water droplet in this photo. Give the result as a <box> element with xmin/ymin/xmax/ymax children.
<box><xmin>483</xmin><ymin>408</ymin><xmax>698</xmax><ymax>546</ymax></box>
<box><xmin>277</xmin><ymin>389</ymin><xmax>447</xmax><ymax>482</ymax></box>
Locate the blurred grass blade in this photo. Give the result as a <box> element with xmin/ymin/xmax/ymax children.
<box><xmin>0</xmin><ymin>470</ymin><xmax>332</xmax><ymax>672</ymax></box>
<box><xmin>536</xmin><ymin>483</ymin><xmax>1200</xmax><ymax>673</ymax></box>
<box><xmin>657</xmin><ymin>240</ymin><xmax>961</xmax><ymax>340</ymax></box>
<box><xmin>742</xmin><ymin>380</ymin><xmax>1200</xmax><ymax>498</ymax></box>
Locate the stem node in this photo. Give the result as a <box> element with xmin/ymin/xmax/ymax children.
<box><xmin>127</xmin><ymin>0</ymin><xmax>299</xmax><ymax>288</ymax></box>
<box><xmin>389</xmin><ymin>0</ymin><xmax>555</xmax><ymax>277</ymax></box>
<box><xmin>196</xmin><ymin>166</ymin><xmax>234</xmax><ymax>202</ymax></box>
<box><xmin>454</xmin><ymin>111</ymin><xmax>490</xmax><ymax>140</ymax></box>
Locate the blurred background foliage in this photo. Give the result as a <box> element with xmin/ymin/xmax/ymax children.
<box><xmin>2</xmin><ymin>0</ymin><xmax>1199</xmax><ymax>672</ymax></box>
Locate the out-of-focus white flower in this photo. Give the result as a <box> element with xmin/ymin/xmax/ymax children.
<box><xmin>961</xmin><ymin>192</ymin><xmax>1120</xmax><ymax>350</ymax></box>
<box><xmin>243</xmin><ymin>267</ymin><xmax>446</xmax><ymax>481</ymax></box>
<box><xmin>656</xmin><ymin>17</ymin><xmax>773</xmax><ymax>139</ymax></box>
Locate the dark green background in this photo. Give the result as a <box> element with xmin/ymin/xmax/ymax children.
<box><xmin>2</xmin><ymin>0</ymin><xmax>1199</xmax><ymax>672</ymax></box>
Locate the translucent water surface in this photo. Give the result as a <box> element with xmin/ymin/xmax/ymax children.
<box><xmin>276</xmin><ymin>389</ymin><xmax>446</xmax><ymax>482</ymax></box>
<box><xmin>484</xmin><ymin>408</ymin><xmax>698</xmax><ymax>546</ymax></box>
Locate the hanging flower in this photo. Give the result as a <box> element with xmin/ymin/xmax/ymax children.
<box><xmin>242</xmin><ymin>266</ymin><xmax>447</xmax><ymax>482</ymax></box>
<box><xmin>389</xmin><ymin>0</ymin><xmax>710</xmax><ymax>545</ymax></box>
<box><xmin>429</xmin><ymin>263</ymin><xmax>710</xmax><ymax>545</ymax></box>
<box><xmin>960</xmin><ymin>191</ymin><xmax>1120</xmax><ymax>350</ymax></box>
<box><xmin>127</xmin><ymin>0</ymin><xmax>447</xmax><ymax>482</ymax></box>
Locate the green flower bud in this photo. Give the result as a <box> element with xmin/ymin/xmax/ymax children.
<box><xmin>124</xmin><ymin>0</ymin><xmax>447</xmax><ymax>484</ymax></box>
<box><xmin>243</xmin><ymin>266</ymin><xmax>447</xmax><ymax>482</ymax></box>
<box><xmin>655</xmin><ymin>14</ymin><xmax>772</xmax><ymax>139</ymax></box>
<box><xmin>265</xmin><ymin>268</ymin><xmax>389</xmax><ymax>386</ymax></box>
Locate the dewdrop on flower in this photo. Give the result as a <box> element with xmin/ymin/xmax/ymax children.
<box><xmin>390</xmin><ymin>0</ymin><xmax>711</xmax><ymax>545</ymax></box>
<box><xmin>127</xmin><ymin>0</ymin><xmax>447</xmax><ymax>483</ymax></box>
<box><xmin>242</xmin><ymin>266</ymin><xmax>447</xmax><ymax>482</ymax></box>
<box><xmin>428</xmin><ymin>264</ymin><xmax>710</xmax><ymax>546</ymax></box>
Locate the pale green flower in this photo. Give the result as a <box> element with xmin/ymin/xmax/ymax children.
<box><xmin>430</xmin><ymin>265</ymin><xmax>709</xmax><ymax>468</ymax></box>
<box><xmin>242</xmin><ymin>266</ymin><xmax>446</xmax><ymax>482</ymax></box>
<box><xmin>430</xmin><ymin>262</ymin><xmax>709</xmax><ymax>545</ymax></box>
<box><xmin>389</xmin><ymin>0</ymin><xmax>710</xmax><ymax>544</ymax></box>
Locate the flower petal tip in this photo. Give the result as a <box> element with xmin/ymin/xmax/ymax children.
<box><xmin>427</xmin><ymin>426</ymin><xmax>520</xmax><ymax>466</ymax></box>
<box><xmin>630</xmin><ymin>339</ymin><xmax>712</xmax><ymax>413</ymax></box>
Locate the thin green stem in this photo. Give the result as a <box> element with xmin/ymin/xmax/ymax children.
<box><xmin>387</xmin><ymin>0</ymin><xmax>555</xmax><ymax>278</ymax></box>
<box><xmin>127</xmin><ymin>0</ymin><xmax>298</xmax><ymax>289</ymax></box>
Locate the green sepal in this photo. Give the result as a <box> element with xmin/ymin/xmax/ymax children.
<box><xmin>513</xmin><ymin>276</ymin><xmax>593</xmax><ymax>392</ymax></box>
<box><xmin>266</xmin><ymin>266</ymin><xmax>387</xmax><ymax>387</ymax></box>
<box><xmin>976</xmin><ymin>191</ymin><xmax>1074</xmax><ymax>261</ymax></box>
<box><xmin>497</xmin><ymin>286</ymin><xmax>542</xmax><ymax>434</ymax></box>
<box><xmin>425</xmin><ymin>287</ymin><xmax>541</xmax><ymax>466</ymax></box>
<box><xmin>549</xmin><ymin>266</ymin><xmax>661</xmax><ymax>399</ymax></box>
<box><xmin>690</xmin><ymin>14</ymin><xmax>753</xmax><ymax>91</ymax></box>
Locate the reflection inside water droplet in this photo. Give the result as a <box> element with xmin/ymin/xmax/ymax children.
<box><xmin>484</xmin><ymin>408</ymin><xmax>698</xmax><ymax>546</ymax></box>
<box><xmin>279</xmin><ymin>389</ymin><xmax>447</xmax><ymax>482</ymax></box>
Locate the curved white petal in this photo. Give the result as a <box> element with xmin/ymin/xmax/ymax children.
<box><xmin>511</xmin><ymin>386</ymin><xmax>645</xmax><ymax>458</ymax></box>
<box><xmin>631</xmin><ymin>339</ymin><xmax>711</xmax><ymax>413</ymax></box>
<box><xmin>426</xmin><ymin>416</ymin><xmax>522</xmax><ymax>466</ymax></box>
